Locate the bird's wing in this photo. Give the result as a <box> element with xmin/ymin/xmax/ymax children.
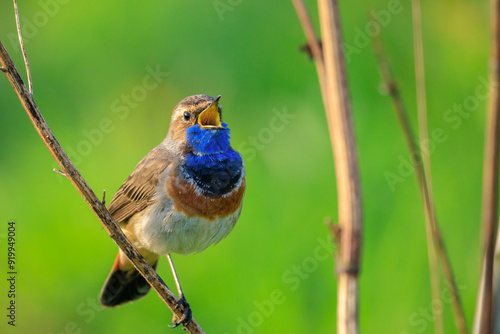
<box><xmin>108</xmin><ymin>146</ymin><xmax>174</xmax><ymax>223</ymax></box>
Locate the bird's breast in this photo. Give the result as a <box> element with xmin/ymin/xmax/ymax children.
<box><xmin>131</xmin><ymin>202</ymin><xmax>242</xmax><ymax>255</ymax></box>
<box><xmin>166</xmin><ymin>167</ymin><xmax>246</xmax><ymax>221</ymax></box>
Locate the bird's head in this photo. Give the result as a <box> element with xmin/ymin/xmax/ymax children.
<box><xmin>167</xmin><ymin>94</ymin><xmax>231</xmax><ymax>155</ymax></box>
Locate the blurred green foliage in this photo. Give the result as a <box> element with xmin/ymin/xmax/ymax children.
<box><xmin>0</xmin><ymin>0</ymin><xmax>491</xmax><ymax>333</ymax></box>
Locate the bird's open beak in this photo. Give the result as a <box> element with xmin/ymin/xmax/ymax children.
<box><xmin>198</xmin><ymin>95</ymin><xmax>224</xmax><ymax>129</ymax></box>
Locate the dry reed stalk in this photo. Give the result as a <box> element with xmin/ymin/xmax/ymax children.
<box><xmin>292</xmin><ymin>1</ymin><xmax>363</xmax><ymax>333</ymax></box>
<box><xmin>474</xmin><ymin>0</ymin><xmax>500</xmax><ymax>332</ymax></box>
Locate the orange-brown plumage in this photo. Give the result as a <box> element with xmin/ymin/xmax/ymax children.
<box><xmin>167</xmin><ymin>175</ymin><xmax>246</xmax><ymax>220</ymax></box>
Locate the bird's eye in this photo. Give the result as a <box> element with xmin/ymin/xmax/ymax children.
<box><xmin>183</xmin><ymin>112</ymin><xmax>191</xmax><ymax>121</ymax></box>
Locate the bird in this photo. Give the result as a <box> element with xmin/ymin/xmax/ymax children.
<box><xmin>99</xmin><ymin>94</ymin><xmax>245</xmax><ymax>326</ymax></box>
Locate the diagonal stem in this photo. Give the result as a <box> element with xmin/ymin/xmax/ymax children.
<box><xmin>410</xmin><ymin>2</ymin><xmax>444</xmax><ymax>333</ymax></box>
<box><xmin>411</xmin><ymin>1</ymin><xmax>468</xmax><ymax>332</ymax></box>
<box><xmin>291</xmin><ymin>0</ymin><xmax>332</xmax><ymax>127</ymax></box>
<box><xmin>374</xmin><ymin>24</ymin><xmax>468</xmax><ymax>333</ymax></box>
<box><xmin>13</xmin><ymin>0</ymin><xmax>32</xmax><ymax>94</ymax></box>
<box><xmin>0</xmin><ymin>41</ymin><xmax>205</xmax><ymax>334</ymax></box>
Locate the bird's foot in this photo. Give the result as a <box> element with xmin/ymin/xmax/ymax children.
<box><xmin>169</xmin><ymin>295</ymin><xmax>192</xmax><ymax>328</ymax></box>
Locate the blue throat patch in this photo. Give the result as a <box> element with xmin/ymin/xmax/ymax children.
<box><xmin>183</xmin><ymin>124</ymin><xmax>243</xmax><ymax>197</ymax></box>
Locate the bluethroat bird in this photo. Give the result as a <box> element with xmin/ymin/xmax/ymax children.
<box><xmin>99</xmin><ymin>95</ymin><xmax>245</xmax><ymax>326</ymax></box>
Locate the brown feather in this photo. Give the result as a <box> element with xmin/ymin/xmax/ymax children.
<box><xmin>166</xmin><ymin>174</ymin><xmax>246</xmax><ymax>221</ymax></box>
<box><xmin>108</xmin><ymin>145</ymin><xmax>174</xmax><ymax>223</ymax></box>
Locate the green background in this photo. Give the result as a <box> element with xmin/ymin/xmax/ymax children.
<box><xmin>0</xmin><ymin>0</ymin><xmax>491</xmax><ymax>333</ymax></box>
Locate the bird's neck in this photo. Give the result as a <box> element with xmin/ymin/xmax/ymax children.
<box><xmin>185</xmin><ymin>124</ymin><xmax>230</xmax><ymax>154</ymax></box>
<box><xmin>181</xmin><ymin>125</ymin><xmax>244</xmax><ymax>197</ymax></box>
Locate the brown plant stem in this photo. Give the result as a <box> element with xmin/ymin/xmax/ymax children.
<box><xmin>410</xmin><ymin>2</ymin><xmax>444</xmax><ymax>333</ymax></box>
<box><xmin>411</xmin><ymin>1</ymin><xmax>468</xmax><ymax>332</ymax></box>
<box><xmin>475</xmin><ymin>0</ymin><xmax>500</xmax><ymax>332</ymax></box>
<box><xmin>373</xmin><ymin>36</ymin><xmax>443</xmax><ymax>334</ymax></box>
<box><xmin>291</xmin><ymin>0</ymin><xmax>334</xmax><ymax>132</ymax></box>
<box><xmin>291</xmin><ymin>0</ymin><xmax>326</xmax><ymax>96</ymax></box>
<box><xmin>0</xmin><ymin>41</ymin><xmax>205</xmax><ymax>334</ymax></box>
<box><xmin>317</xmin><ymin>1</ymin><xmax>363</xmax><ymax>333</ymax></box>
<box><xmin>493</xmin><ymin>230</ymin><xmax>500</xmax><ymax>333</ymax></box>
<box><xmin>292</xmin><ymin>0</ymin><xmax>363</xmax><ymax>332</ymax></box>
<box><xmin>13</xmin><ymin>0</ymin><xmax>32</xmax><ymax>94</ymax></box>
<box><xmin>373</xmin><ymin>29</ymin><xmax>467</xmax><ymax>333</ymax></box>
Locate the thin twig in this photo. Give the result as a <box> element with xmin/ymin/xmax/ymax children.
<box><xmin>53</xmin><ymin>168</ymin><xmax>68</xmax><ymax>178</ymax></box>
<box><xmin>291</xmin><ymin>0</ymin><xmax>332</xmax><ymax>127</ymax></box>
<box><xmin>374</xmin><ymin>37</ymin><xmax>444</xmax><ymax>334</ymax></box>
<box><xmin>291</xmin><ymin>0</ymin><xmax>323</xmax><ymax>67</ymax></box>
<box><xmin>412</xmin><ymin>1</ymin><xmax>469</xmax><ymax>332</ymax></box>
<box><xmin>13</xmin><ymin>0</ymin><xmax>32</xmax><ymax>94</ymax></box>
<box><xmin>0</xmin><ymin>67</ymin><xmax>6</xmax><ymax>72</ymax></box>
<box><xmin>0</xmin><ymin>41</ymin><xmax>205</xmax><ymax>334</ymax></box>
<box><xmin>410</xmin><ymin>2</ymin><xmax>444</xmax><ymax>334</ymax></box>
<box><xmin>474</xmin><ymin>0</ymin><xmax>500</xmax><ymax>332</ymax></box>
<box><xmin>317</xmin><ymin>1</ymin><xmax>363</xmax><ymax>333</ymax></box>
<box><xmin>374</xmin><ymin>25</ymin><xmax>468</xmax><ymax>334</ymax></box>
<box><xmin>411</xmin><ymin>1</ymin><xmax>433</xmax><ymax>212</ymax></box>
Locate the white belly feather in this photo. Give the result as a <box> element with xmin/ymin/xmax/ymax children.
<box><xmin>128</xmin><ymin>190</ymin><xmax>241</xmax><ymax>256</ymax></box>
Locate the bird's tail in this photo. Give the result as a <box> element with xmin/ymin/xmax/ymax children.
<box><xmin>100</xmin><ymin>250</ymin><xmax>159</xmax><ymax>307</ymax></box>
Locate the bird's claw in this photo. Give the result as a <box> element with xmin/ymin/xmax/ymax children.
<box><xmin>169</xmin><ymin>295</ymin><xmax>192</xmax><ymax>328</ymax></box>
